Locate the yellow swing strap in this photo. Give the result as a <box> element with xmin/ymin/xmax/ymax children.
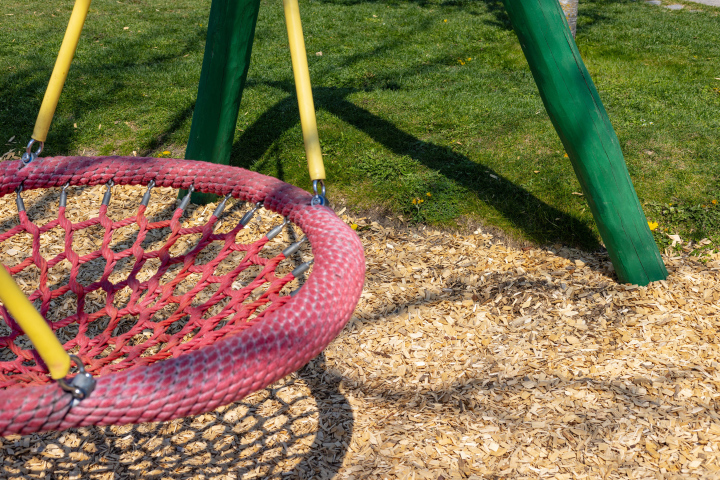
<box><xmin>6</xmin><ymin>0</ymin><xmax>93</xmax><ymax>380</ymax></box>
<box><xmin>12</xmin><ymin>0</ymin><xmax>313</xmax><ymax>381</ymax></box>
<box><xmin>282</xmin><ymin>0</ymin><xmax>325</xmax><ymax>182</ymax></box>
<box><xmin>0</xmin><ymin>266</ymin><xmax>70</xmax><ymax>380</ymax></box>
<box><xmin>31</xmin><ymin>0</ymin><xmax>92</xmax><ymax>144</ymax></box>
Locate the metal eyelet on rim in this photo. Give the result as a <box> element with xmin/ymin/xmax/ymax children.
<box><xmin>311</xmin><ymin>179</ymin><xmax>326</xmax><ymax>207</ymax></box>
<box><xmin>20</xmin><ymin>139</ymin><xmax>43</xmax><ymax>168</ymax></box>
<box><xmin>56</xmin><ymin>355</ymin><xmax>96</xmax><ymax>406</ymax></box>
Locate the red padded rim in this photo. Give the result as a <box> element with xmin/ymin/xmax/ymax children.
<box><xmin>0</xmin><ymin>156</ymin><xmax>365</xmax><ymax>435</ymax></box>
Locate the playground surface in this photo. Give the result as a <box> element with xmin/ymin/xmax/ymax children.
<box><xmin>1</xmin><ymin>184</ymin><xmax>719</xmax><ymax>479</ymax></box>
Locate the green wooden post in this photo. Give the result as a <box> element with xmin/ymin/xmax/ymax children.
<box><xmin>502</xmin><ymin>0</ymin><xmax>667</xmax><ymax>285</ymax></box>
<box><xmin>181</xmin><ymin>0</ymin><xmax>262</xmax><ymax>204</ymax></box>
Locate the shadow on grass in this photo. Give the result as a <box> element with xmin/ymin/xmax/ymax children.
<box><xmin>0</xmin><ymin>0</ymin><xmax>609</xmax><ymax>252</ymax></box>
<box><xmin>313</xmin><ymin>0</ymin><xmax>513</xmax><ymax>29</ymax></box>
<box><xmin>310</xmin><ymin>0</ymin><xmax>619</xmax><ymax>34</ymax></box>
<box><xmin>231</xmin><ymin>81</ymin><xmax>600</xmax><ymax>251</ymax></box>
<box><xmin>575</xmin><ymin>1</ymin><xmax>613</xmax><ymax>34</ymax></box>
<box><xmin>0</xmin><ymin>24</ymin><xmax>206</xmax><ymax>158</ymax></box>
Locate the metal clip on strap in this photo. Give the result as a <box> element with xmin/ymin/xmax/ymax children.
<box><xmin>57</xmin><ymin>355</ymin><xmax>96</xmax><ymax>406</ymax></box>
<box><xmin>282</xmin><ymin>237</ymin><xmax>307</xmax><ymax>258</ymax></box>
<box><xmin>311</xmin><ymin>180</ymin><xmax>326</xmax><ymax>207</ymax></box>
<box><xmin>266</xmin><ymin>218</ymin><xmax>289</xmax><ymax>240</ymax></box>
<box><xmin>20</xmin><ymin>139</ymin><xmax>43</xmax><ymax>168</ymax></box>
<box><xmin>179</xmin><ymin>185</ymin><xmax>195</xmax><ymax>212</ymax></box>
<box><xmin>140</xmin><ymin>180</ymin><xmax>155</xmax><ymax>207</ymax></box>
<box><xmin>240</xmin><ymin>202</ymin><xmax>263</xmax><ymax>227</ymax></box>
<box><xmin>59</xmin><ymin>183</ymin><xmax>70</xmax><ymax>208</ymax></box>
<box><xmin>212</xmin><ymin>194</ymin><xmax>232</xmax><ymax>218</ymax></box>
<box><xmin>291</xmin><ymin>259</ymin><xmax>313</xmax><ymax>278</ymax></box>
<box><xmin>15</xmin><ymin>184</ymin><xmax>25</xmax><ymax>212</ymax></box>
<box><xmin>101</xmin><ymin>180</ymin><xmax>114</xmax><ymax>206</ymax></box>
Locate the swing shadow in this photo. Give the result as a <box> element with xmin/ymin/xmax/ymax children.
<box><xmin>229</xmin><ymin>82</ymin><xmax>601</xmax><ymax>253</ymax></box>
<box><xmin>5</xmin><ymin>353</ymin><xmax>352</xmax><ymax>479</ymax></box>
<box><xmin>302</xmin><ymin>269</ymin><xmax>705</xmax><ymax>477</ymax></box>
<box><xmin>1</xmin><ymin>187</ymin><xmax>353</xmax><ymax>478</ymax></box>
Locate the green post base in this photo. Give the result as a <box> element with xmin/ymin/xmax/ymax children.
<box><xmin>180</xmin><ymin>0</ymin><xmax>262</xmax><ymax>204</ymax></box>
<box><xmin>502</xmin><ymin>0</ymin><xmax>667</xmax><ymax>285</ymax></box>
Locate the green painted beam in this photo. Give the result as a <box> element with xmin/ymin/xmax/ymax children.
<box><xmin>181</xmin><ymin>0</ymin><xmax>262</xmax><ymax>204</ymax></box>
<box><xmin>502</xmin><ymin>0</ymin><xmax>667</xmax><ymax>285</ymax></box>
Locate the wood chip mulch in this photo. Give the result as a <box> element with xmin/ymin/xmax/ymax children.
<box><xmin>1</xmin><ymin>183</ymin><xmax>720</xmax><ymax>480</ymax></box>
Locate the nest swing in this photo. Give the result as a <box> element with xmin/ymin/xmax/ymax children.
<box><xmin>0</xmin><ymin>0</ymin><xmax>365</xmax><ymax>436</ymax></box>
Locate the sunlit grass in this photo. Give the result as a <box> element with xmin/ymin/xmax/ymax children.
<box><xmin>1</xmin><ymin>0</ymin><xmax>718</xmax><ymax>252</ymax></box>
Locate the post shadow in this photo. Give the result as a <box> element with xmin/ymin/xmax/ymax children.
<box><xmin>311</xmin><ymin>0</ymin><xmax>512</xmax><ymax>28</ymax></box>
<box><xmin>229</xmin><ymin>81</ymin><xmax>601</xmax><ymax>252</ymax></box>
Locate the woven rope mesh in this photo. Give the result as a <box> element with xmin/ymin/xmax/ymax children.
<box><xmin>0</xmin><ymin>157</ymin><xmax>363</xmax><ymax>435</ymax></box>
<box><xmin>0</xmin><ymin>182</ymin><xmax>313</xmax><ymax>388</ymax></box>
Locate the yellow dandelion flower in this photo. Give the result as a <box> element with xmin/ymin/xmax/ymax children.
<box><xmin>412</xmin><ymin>198</ymin><xmax>417</xmax><ymax>205</ymax></box>
<box><xmin>648</xmin><ymin>221</ymin><xmax>658</xmax><ymax>231</ymax></box>
<box><xmin>426</xmin><ymin>192</ymin><xmax>432</xmax><ymax>197</ymax></box>
<box><xmin>162</xmin><ymin>150</ymin><xmax>171</xmax><ymax>155</ymax></box>
<box><xmin>444</xmin><ymin>19</ymin><xmax>447</xmax><ymax>22</ymax></box>
<box><xmin>350</xmin><ymin>223</ymin><xmax>358</xmax><ymax>230</ymax></box>
<box><xmin>713</xmin><ymin>199</ymin><xmax>718</xmax><ymax>205</ymax></box>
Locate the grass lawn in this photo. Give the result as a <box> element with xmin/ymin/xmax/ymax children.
<box><xmin>1</xmin><ymin>0</ymin><xmax>719</xmax><ymax>254</ymax></box>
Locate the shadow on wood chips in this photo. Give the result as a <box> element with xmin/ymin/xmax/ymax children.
<box><xmin>2</xmin><ymin>354</ymin><xmax>350</xmax><ymax>480</ymax></box>
<box><xmin>2</xmin><ymin>182</ymin><xmax>720</xmax><ymax>480</ymax></box>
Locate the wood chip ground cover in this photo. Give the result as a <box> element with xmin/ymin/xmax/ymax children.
<box><xmin>1</xmin><ymin>185</ymin><xmax>719</xmax><ymax>479</ymax></box>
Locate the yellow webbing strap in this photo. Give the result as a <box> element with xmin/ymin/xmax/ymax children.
<box><xmin>0</xmin><ymin>266</ymin><xmax>70</xmax><ymax>380</ymax></box>
<box><xmin>283</xmin><ymin>0</ymin><xmax>326</xmax><ymax>181</ymax></box>
<box><xmin>31</xmin><ymin>0</ymin><xmax>92</xmax><ymax>143</ymax></box>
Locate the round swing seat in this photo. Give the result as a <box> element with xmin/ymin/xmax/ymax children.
<box><xmin>0</xmin><ymin>156</ymin><xmax>365</xmax><ymax>435</ymax></box>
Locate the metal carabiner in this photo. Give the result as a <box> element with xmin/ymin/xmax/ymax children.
<box><xmin>311</xmin><ymin>179</ymin><xmax>327</xmax><ymax>207</ymax></box>
<box><xmin>20</xmin><ymin>139</ymin><xmax>43</xmax><ymax>168</ymax></box>
<box><xmin>56</xmin><ymin>355</ymin><xmax>96</xmax><ymax>406</ymax></box>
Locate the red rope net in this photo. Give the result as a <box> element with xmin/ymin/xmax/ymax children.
<box><xmin>0</xmin><ymin>156</ymin><xmax>365</xmax><ymax>435</ymax></box>
<box><xmin>0</xmin><ymin>185</ymin><xmax>300</xmax><ymax>387</ymax></box>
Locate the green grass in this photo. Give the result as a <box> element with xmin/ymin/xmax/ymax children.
<box><xmin>1</xmin><ymin>0</ymin><xmax>719</xmax><ymax>254</ymax></box>
<box><xmin>646</xmin><ymin>200</ymin><xmax>720</xmax><ymax>257</ymax></box>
